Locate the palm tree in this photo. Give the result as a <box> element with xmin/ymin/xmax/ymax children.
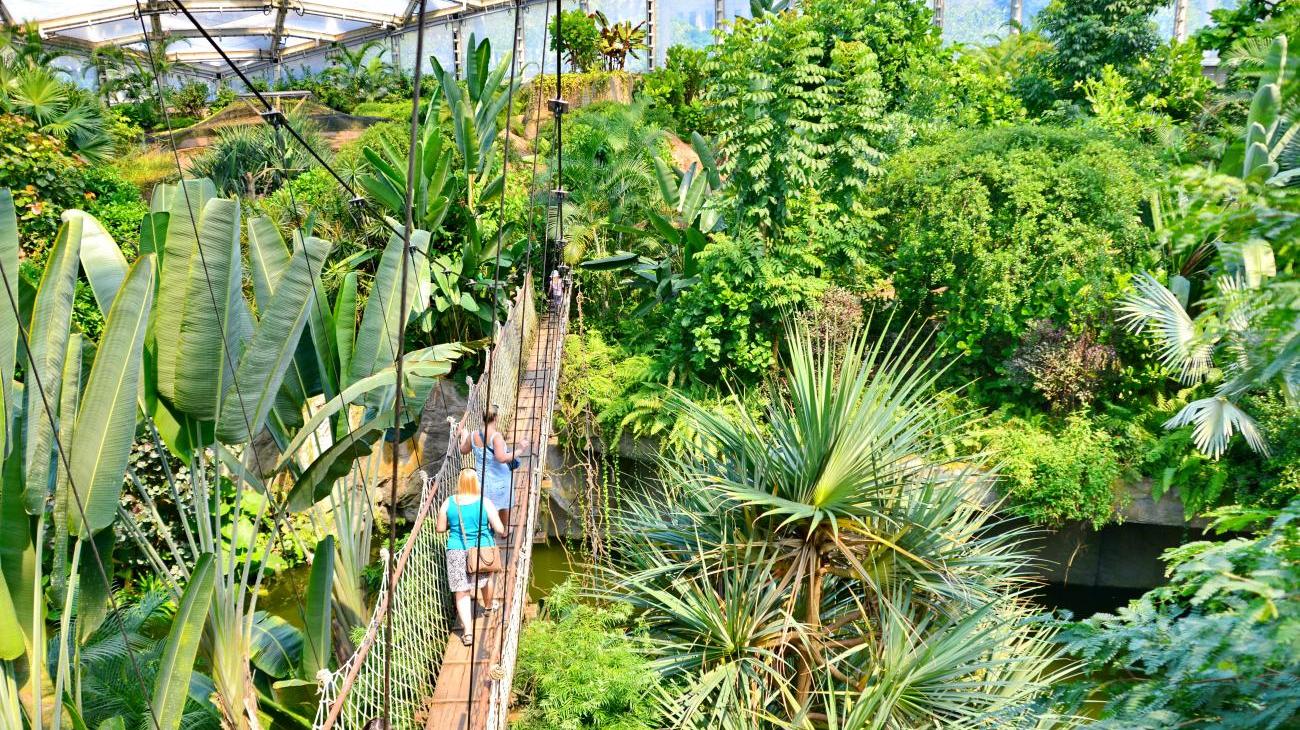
<box><xmin>0</xmin><ymin>66</ymin><xmax>113</xmax><ymax>161</ymax></box>
<box><xmin>597</xmin><ymin>319</ymin><xmax>1073</xmax><ymax>728</ymax></box>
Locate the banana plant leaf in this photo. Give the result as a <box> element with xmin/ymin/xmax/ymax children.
<box><xmin>152</xmin><ymin>179</ymin><xmax>217</xmax><ymax>407</ymax></box>
<box><xmin>172</xmin><ymin>197</ymin><xmax>246</xmax><ymax>422</ymax></box>
<box><xmin>150</xmin><ymin>552</ymin><xmax>216</xmax><ymax>730</ymax></box>
<box><xmin>348</xmin><ymin>227</ymin><xmax>431</xmax><ymax>391</ymax></box>
<box><xmin>64</xmin><ymin>209</ymin><xmax>128</xmax><ymax>314</ymax></box>
<box><xmin>0</xmin><ymin>191</ymin><xmax>18</xmax><ymax>461</ymax></box>
<box><xmin>302</xmin><ymin>535</ymin><xmax>334</xmax><ymax>677</ymax></box>
<box><xmin>216</xmin><ymin>236</ymin><xmax>332</xmax><ymax>444</ymax></box>
<box><xmin>23</xmin><ymin>215</ymin><xmax>81</xmax><ymax>514</ymax></box>
<box><xmin>250</xmin><ymin>611</ymin><xmax>304</xmax><ymax>678</ymax></box>
<box><xmin>69</xmin><ymin>256</ymin><xmax>155</xmax><ymax>538</ymax></box>
<box><xmin>285</xmin><ymin>420</ymin><xmax>386</xmax><ymax>512</ymax></box>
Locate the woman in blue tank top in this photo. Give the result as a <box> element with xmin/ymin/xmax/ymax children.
<box><xmin>458</xmin><ymin>409</ymin><xmax>529</xmax><ymax>534</ymax></box>
<box><xmin>437</xmin><ymin>468</ymin><xmax>505</xmax><ymax>646</ymax></box>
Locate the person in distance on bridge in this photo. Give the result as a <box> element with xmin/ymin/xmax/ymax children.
<box><xmin>459</xmin><ymin>408</ymin><xmax>528</xmax><ymax>535</ymax></box>
<box><xmin>437</xmin><ymin>467</ymin><xmax>507</xmax><ymax>646</ymax></box>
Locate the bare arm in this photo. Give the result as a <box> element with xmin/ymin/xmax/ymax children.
<box><xmin>491</xmin><ymin>432</ymin><xmax>513</xmax><ymax>463</ymax></box>
<box><xmin>436</xmin><ymin>499</ymin><xmax>449</xmax><ymax>533</ymax></box>
<box><xmin>483</xmin><ymin>498</ymin><xmax>506</xmax><ymax>536</ymax></box>
<box><xmin>458</xmin><ymin>426</ymin><xmax>473</xmax><ymax>455</ymax></box>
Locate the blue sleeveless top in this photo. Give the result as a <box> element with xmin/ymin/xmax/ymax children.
<box><xmin>447</xmin><ymin>496</ymin><xmax>495</xmax><ymax>551</ymax></box>
<box><xmin>471</xmin><ymin>431</ymin><xmax>515</xmax><ymax>509</ymax></box>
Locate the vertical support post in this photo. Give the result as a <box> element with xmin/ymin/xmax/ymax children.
<box><xmin>514</xmin><ymin>0</ymin><xmax>526</xmax><ymax>79</ymax></box>
<box><xmin>931</xmin><ymin>0</ymin><xmax>944</xmax><ymax>30</ymax></box>
<box><xmin>715</xmin><ymin>0</ymin><xmax>725</xmax><ymax>27</ymax></box>
<box><xmin>452</xmin><ymin>18</ymin><xmax>463</xmax><ymax>80</ymax></box>
<box><xmin>1009</xmin><ymin>0</ymin><xmax>1022</xmax><ymax>33</ymax></box>
<box><xmin>1173</xmin><ymin>0</ymin><xmax>1189</xmax><ymax>41</ymax></box>
<box><xmin>646</xmin><ymin>0</ymin><xmax>658</xmax><ymax>69</ymax></box>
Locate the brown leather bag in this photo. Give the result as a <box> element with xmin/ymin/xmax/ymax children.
<box><xmin>454</xmin><ymin>498</ymin><xmax>501</xmax><ymax>574</ymax></box>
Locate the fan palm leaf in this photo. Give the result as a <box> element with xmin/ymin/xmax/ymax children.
<box><xmin>1118</xmin><ymin>272</ymin><xmax>1214</xmax><ymax>383</ymax></box>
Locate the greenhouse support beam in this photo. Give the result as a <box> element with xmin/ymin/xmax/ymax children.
<box><xmin>1009</xmin><ymin>0</ymin><xmax>1022</xmax><ymax>32</ymax></box>
<box><xmin>269</xmin><ymin>0</ymin><xmax>291</xmax><ymax>61</ymax></box>
<box><xmin>37</xmin><ymin>1</ymin><xmax>401</xmax><ymax>33</ymax></box>
<box><xmin>0</xmin><ymin>1</ymin><xmax>14</xmax><ymax>25</ymax></box>
<box><xmin>646</xmin><ymin>0</ymin><xmax>657</xmax><ymax>69</ymax></box>
<box><xmin>108</xmin><ymin>26</ymin><xmax>343</xmax><ymax>47</ymax></box>
<box><xmin>240</xmin><ymin>0</ymin><xmax>551</xmax><ymax>77</ymax></box>
<box><xmin>1173</xmin><ymin>0</ymin><xmax>1189</xmax><ymax>41</ymax></box>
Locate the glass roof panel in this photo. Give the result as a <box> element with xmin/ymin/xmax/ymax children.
<box><xmin>54</xmin><ymin>18</ymin><xmax>139</xmax><ymax>42</ymax></box>
<box><xmin>5</xmin><ymin>0</ymin><xmax>128</xmax><ymax>23</ymax></box>
<box><xmin>282</xmin><ymin>15</ymin><xmax>370</xmax><ymax>35</ymax></box>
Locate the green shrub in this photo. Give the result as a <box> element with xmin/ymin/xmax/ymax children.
<box><xmin>0</xmin><ymin>112</ymin><xmax>87</xmax><ymax>261</ymax></box>
<box><xmin>170</xmin><ymin>81</ymin><xmax>210</xmax><ymax>119</ymax></box>
<box><xmin>556</xmin><ymin>329</ymin><xmax>653</xmax><ymax>449</ymax></box>
<box><xmin>549</xmin><ymin>9</ymin><xmax>602</xmax><ymax>73</ymax></box>
<box><xmin>706</xmin><ymin>3</ymin><xmax>896</xmax><ymax>231</ymax></box>
<box><xmin>1034</xmin><ymin>0</ymin><xmax>1167</xmax><ymax>97</ymax></box>
<box><xmin>984</xmin><ymin>413</ymin><xmax>1122</xmax><ymax>527</ymax></box>
<box><xmin>640</xmin><ymin>45</ymin><xmax>714</xmax><ymax>136</ymax></box>
<box><xmin>515</xmin><ymin>580</ymin><xmax>662</xmax><ymax>730</ymax></box>
<box><xmin>873</xmin><ymin>124</ymin><xmax>1156</xmax><ymax>400</ymax></box>
<box><xmin>1060</xmin><ymin>498</ymin><xmax>1300</xmax><ymax>727</ymax></box>
<box><xmin>659</xmin><ymin>231</ymin><xmax>824</xmax><ymax>385</ymax></box>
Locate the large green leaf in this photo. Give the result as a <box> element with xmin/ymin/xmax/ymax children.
<box><xmin>275</xmin><ymin>344</ymin><xmax>463</xmax><ymax>472</ymax></box>
<box><xmin>64</xmin><ymin>209</ymin><xmax>128</xmax><ymax>313</ymax></box>
<box><xmin>68</xmin><ymin>255</ymin><xmax>155</xmax><ymax>538</ymax></box>
<box><xmin>75</xmin><ymin>529</ymin><xmax>114</xmax><ymax>645</ymax></box>
<box><xmin>333</xmin><ymin>272</ymin><xmax>358</xmax><ymax>389</ymax></box>
<box><xmin>303</xmin><ymin>535</ymin><xmax>334</xmax><ymax>676</ymax></box>
<box><xmin>0</xmin><ymin>405</ymin><xmax>35</xmax><ymax>655</ymax></box>
<box><xmin>0</xmin><ymin>567</ymin><xmax>23</xmax><ymax>659</ymax></box>
<box><xmin>172</xmin><ymin>197</ymin><xmax>246</xmax><ymax>421</ymax></box>
<box><xmin>0</xmin><ymin>422</ymin><xmax>24</xmax><ymax>658</ymax></box>
<box><xmin>152</xmin><ymin>179</ymin><xmax>216</xmax><ymax>406</ymax></box>
<box><xmin>247</xmin><ymin>215</ymin><xmax>290</xmax><ymax>312</ymax></box>
<box><xmin>0</xmin><ymin>191</ymin><xmax>19</xmax><ymax>461</ymax></box>
<box><xmin>22</xmin><ymin>215</ymin><xmax>81</xmax><ymax>514</ymax></box>
<box><xmin>285</xmin><ymin>421</ymin><xmax>385</xmax><ymax>512</ymax></box>
<box><xmin>250</xmin><ymin>611</ymin><xmax>304</xmax><ymax>678</ymax></box>
<box><xmin>348</xmin><ymin>228</ymin><xmax>430</xmax><ymax>389</ymax></box>
<box><xmin>151</xmin><ymin>552</ymin><xmax>215</xmax><ymax>730</ymax></box>
<box><xmin>216</xmin><ymin>236</ymin><xmax>331</xmax><ymax>444</ymax></box>
<box><xmin>139</xmin><ymin>211</ymin><xmax>169</xmax><ymax>265</ymax></box>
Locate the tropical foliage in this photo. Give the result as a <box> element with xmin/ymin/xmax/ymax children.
<box><xmin>597</xmin><ymin>321</ymin><xmax>1072</xmax><ymax>728</ymax></box>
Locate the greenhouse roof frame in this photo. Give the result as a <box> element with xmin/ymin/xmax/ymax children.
<box><xmin>3</xmin><ymin>0</ymin><xmax>501</xmax><ymax>76</ymax></box>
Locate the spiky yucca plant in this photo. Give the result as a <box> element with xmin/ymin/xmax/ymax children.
<box><xmin>596</xmin><ymin>320</ymin><xmax>1074</xmax><ymax>729</ymax></box>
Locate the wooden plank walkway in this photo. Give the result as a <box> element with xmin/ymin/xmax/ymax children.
<box><xmin>421</xmin><ymin>308</ymin><xmax>564</xmax><ymax>730</ymax></box>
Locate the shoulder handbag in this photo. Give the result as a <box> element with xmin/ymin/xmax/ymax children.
<box><xmin>453</xmin><ymin>497</ymin><xmax>501</xmax><ymax>574</ymax></box>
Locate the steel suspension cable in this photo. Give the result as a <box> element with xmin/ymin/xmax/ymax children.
<box><xmin>0</xmin><ymin>257</ymin><xmax>164</xmax><ymax>730</ymax></box>
<box><xmin>464</xmin><ymin>0</ymin><xmax>530</xmax><ymax>723</ymax></box>
<box><xmin>132</xmin><ymin>0</ymin><xmax>320</xmax><ymax>665</ymax></box>
<box><xmin>149</xmin><ymin>0</ymin><xmax>491</xmax><ymax>292</ymax></box>
<box><xmin>387</xmin><ymin>0</ymin><xmax>430</xmax><ymax>722</ymax></box>
<box><xmin>492</xmin><ymin>0</ymin><xmax>552</xmax><ymax>672</ymax></box>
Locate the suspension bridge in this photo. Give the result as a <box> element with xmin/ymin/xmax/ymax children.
<box><xmin>312</xmin><ymin>272</ymin><xmax>572</xmax><ymax>730</ymax></box>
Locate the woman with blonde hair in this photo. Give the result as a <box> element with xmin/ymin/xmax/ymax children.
<box><xmin>437</xmin><ymin>467</ymin><xmax>506</xmax><ymax>646</ymax></box>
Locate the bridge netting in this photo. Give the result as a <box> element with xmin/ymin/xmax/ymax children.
<box><xmin>312</xmin><ymin>274</ymin><xmax>541</xmax><ymax>730</ymax></box>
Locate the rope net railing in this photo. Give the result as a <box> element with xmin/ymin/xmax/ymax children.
<box><xmin>484</xmin><ymin>269</ymin><xmax>572</xmax><ymax>730</ymax></box>
<box><xmin>313</xmin><ymin>274</ymin><xmax>538</xmax><ymax>730</ymax></box>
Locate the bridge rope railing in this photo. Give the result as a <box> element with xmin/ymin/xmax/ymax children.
<box><xmin>313</xmin><ymin>274</ymin><xmax>539</xmax><ymax>730</ymax></box>
<box><xmin>485</xmin><ymin>269</ymin><xmax>572</xmax><ymax>729</ymax></box>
